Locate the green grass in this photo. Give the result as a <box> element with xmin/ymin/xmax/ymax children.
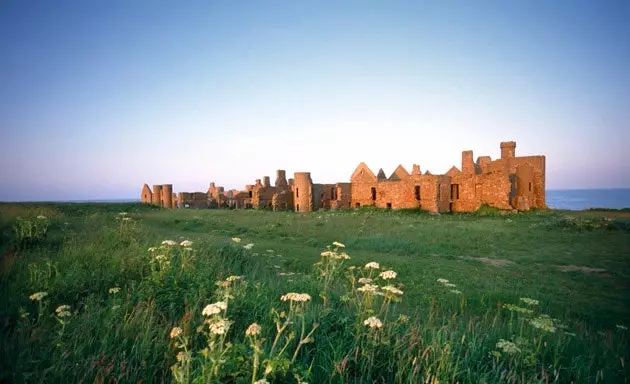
<box><xmin>0</xmin><ymin>203</ymin><xmax>629</xmax><ymax>383</ymax></box>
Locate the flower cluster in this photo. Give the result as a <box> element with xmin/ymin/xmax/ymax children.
<box><xmin>363</xmin><ymin>316</ymin><xmax>383</xmax><ymax>329</ymax></box>
<box><xmin>170</xmin><ymin>326</ymin><xmax>183</xmax><ymax>339</ymax></box>
<box><xmin>379</xmin><ymin>270</ymin><xmax>396</xmax><ymax>280</ymax></box>
<box><xmin>280</xmin><ymin>293</ymin><xmax>312</xmax><ymax>302</ymax></box>
<box><xmin>496</xmin><ymin>339</ymin><xmax>521</xmax><ymax>354</ymax></box>
<box><xmin>29</xmin><ymin>292</ymin><xmax>48</xmax><ymax>301</ymax></box>
<box><xmin>246</xmin><ymin>323</ymin><xmax>262</xmax><ymax>336</ymax></box>
<box><xmin>503</xmin><ymin>304</ymin><xmax>534</xmax><ymax>315</ymax></box>
<box><xmin>202</xmin><ymin>301</ymin><xmax>228</xmax><ymax>316</ymax></box>
<box><xmin>55</xmin><ymin>305</ymin><xmax>71</xmax><ymax>318</ymax></box>
<box><xmin>520</xmin><ymin>297</ymin><xmax>539</xmax><ymax>306</ymax></box>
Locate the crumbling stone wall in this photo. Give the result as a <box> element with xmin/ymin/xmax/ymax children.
<box><xmin>140</xmin><ymin>141</ymin><xmax>545</xmax><ymax>213</ymax></box>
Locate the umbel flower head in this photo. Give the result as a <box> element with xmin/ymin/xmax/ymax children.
<box><xmin>381</xmin><ymin>285</ymin><xmax>403</xmax><ymax>295</ymax></box>
<box><xmin>208</xmin><ymin>319</ymin><xmax>231</xmax><ymax>335</ymax></box>
<box><xmin>246</xmin><ymin>323</ymin><xmax>261</xmax><ymax>336</ymax></box>
<box><xmin>180</xmin><ymin>240</ymin><xmax>193</xmax><ymax>247</ymax></box>
<box><xmin>363</xmin><ymin>316</ymin><xmax>383</xmax><ymax>329</ymax></box>
<box><xmin>170</xmin><ymin>326</ymin><xmax>183</xmax><ymax>339</ymax></box>
<box><xmin>379</xmin><ymin>270</ymin><xmax>397</xmax><ymax>280</ymax></box>
<box><xmin>280</xmin><ymin>293</ymin><xmax>312</xmax><ymax>302</ymax></box>
<box><xmin>37</xmin><ymin>215</ymin><xmax>47</xmax><ymax>220</ymax></box>
<box><xmin>29</xmin><ymin>292</ymin><xmax>48</xmax><ymax>301</ymax></box>
<box><xmin>520</xmin><ymin>297</ymin><xmax>539</xmax><ymax>306</ymax></box>
<box><xmin>365</xmin><ymin>262</ymin><xmax>380</xmax><ymax>269</ymax></box>
<box><xmin>109</xmin><ymin>287</ymin><xmax>121</xmax><ymax>294</ymax></box>
<box><xmin>231</xmin><ymin>237</ymin><xmax>242</xmax><ymax>243</ymax></box>
<box><xmin>243</xmin><ymin>243</ymin><xmax>254</xmax><ymax>250</ymax></box>
<box><xmin>55</xmin><ymin>305</ymin><xmax>71</xmax><ymax>317</ymax></box>
<box><xmin>161</xmin><ymin>240</ymin><xmax>177</xmax><ymax>246</ymax></box>
<box><xmin>332</xmin><ymin>241</ymin><xmax>345</xmax><ymax>248</ymax></box>
<box><xmin>202</xmin><ymin>301</ymin><xmax>228</xmax><ymax>316</ymax></box>
<box><xmin>357</xmin><ymin>284</ymin><xmax>378</xmax><ymax>294</ymax></box>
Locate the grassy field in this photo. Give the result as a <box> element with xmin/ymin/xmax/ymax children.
<box><xmin>0</xmin><ymin>203</ymin><xmax>629</xmax><ymax>383</ymax></box>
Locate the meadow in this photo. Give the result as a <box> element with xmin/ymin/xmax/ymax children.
<box><xmin>0</xmin><ymin>203</ymin><xmax>628</xmax><ymax>383</ymax></box>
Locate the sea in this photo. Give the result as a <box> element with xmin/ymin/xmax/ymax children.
<box><xmin>546</xmin><ymin>189</ymin><xmax>630</xmax><ymax>210</ymax></box>
<box><xmin>10</xmin><ymin>190</ymin><xmax>629</xmax><ymax>211</ymax></box>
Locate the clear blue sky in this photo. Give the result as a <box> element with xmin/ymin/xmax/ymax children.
<box><xmin>1</xmin><ymin>1</ymin><xmax>629</xmax><ymax>201</ymax></box>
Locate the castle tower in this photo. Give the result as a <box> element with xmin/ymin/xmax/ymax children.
<box><xmin>162</xmin><ymin>184</ymin><xmax>173</xmax><ymax>208</ymax></box>
<box><xmin>293</xmin><ymin>172</ymin><xmax>313</xmax><ymax>213</ymax></box>
<box><xmin>462</xmin><ymin>150</ymin><xmax>475</xmax><ymax>174</ymax></box>
<box><xmin>152</xmin><ymin>185</ymin><xmax>163</xmax><ymax>207</ymax></box>
<box><xmin>275</xmin><ymin>170</ymin><xmax>288</xmax><ymax>187</ymax></box>
<box><xmin>411</xmin><ymin>164</ymin><xmax>421</xmax><ymax>175</ymax></box>
<box><xmin>141</xmin><ymin>184</ymin><xmax>153</xmax><ymax>203</ymax></box>
<box><xmin>263</xmin><ymin>176</ymin><xmax>271</xmax><ymax>188</ymax></box>
<box><xmin>501</xmin><ymin>141</ymin><xmax>516</xmax><ymax>159</ymax></box>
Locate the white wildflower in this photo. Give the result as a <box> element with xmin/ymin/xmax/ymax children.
<box><xmin>29</xmin><ymin>292</ymin><xmax>48</xmax><ymax>301</ymax></box>
<box><xmin>246</xmin><ymin>323</ymin><xmax>261</xmax><ymax>336</ymax></box>
<box><xmin>243</xmin><ymin>243</ymin><xmax>254</xmax><ymax>250</ymax></box>
<box><xmin>232</xmin><ymin>237</ymin><xmax>241</xmax><ymax>243</ymax></box>
<box><xmin>363</xmin><ymin>316</ymin><xmax>383</xmax><ymax>329</ymax></box>
<box><xmin>503</xmin><ymin>303</ymin><xmax>534</xmax><ymax>315</ymax></box>
<box><xmin>148</xmin><ymin>247</ymin><xmax>157</xmax><ymax>252</ymax></box>
<box><xmin>280</xmin><ymin>293</ymin><xmax>311</xmax><ymax>302</ymax></box>
<box><xmin>520</xmin><ymin>297</ymin><xmax>539</xmax><ymax>306</ymax></box>
<box><xmin>358</xmin><ymin>277</ymin><xmax>373</xmax><ymax>284</ymax></box>
<box><xmin>226</xmin><ymin>275</ymin><xmax>244</xmax><ymax>282</ymax></box>
<box><xmin>365</xmin><ymin>262</ymin><xmax>380</xmax><ymax>269</ymax></box>
<box><xmin>170</xmin><ymin>326</ymin><xmax>183</xmax><ymax>339</ymax></box>
<box><xmin>616</xmin><ymin>324</ymin><xmax>627</xmax><ymax>331</ymax></box>
<box><xmin>450</xmin><ymin>289</ymin><xmax>462</xmax><ymax>294</ymax></box>
<box><xmin>180</xmin><ymin>240</ymin><xmax>193</xmax><ymax>247</ymax></box>
<box><xmin>122</xmin><ymin>217</ymin><xmax>132</xmax><ymax>221</ymax></box>
<box><xmin>381</xmin><ymin>285</ymin><xmax>403</xmax><ymax>295</ymax></box>
<box><xmin>118</xmin><ymin>212</ymin><xmax>128</xmax><ymax>216</ymax></box>
<box><xmin>437</xmin><ymin>278</ymin><xmax>449</xmax><ymax>284</ymax></box>
<box><xmin>161</xmin><ymin>240</ymin><xmax>177</xmax><ymax>246</ymax></box>
<box><xmin>208</xmin><ymin>319</ymin><xmax>231</xmax><ymax>335</ymax></box>
<box><xmin>332</xmin><ymin>241</ymin><xmax>345</xmax><ymax>248</ymax></box>
<box><xmin>357</xmin><ymin>284</ymin><xmax>378</xmax><ymax>294</ymax></box>
<box><xmin>254</xmin><ymin>380</ymin><xmax>269</xmax><ymax>384</ymax></box>
<box><xmin>202</xmin><ymin>301</ymin><xmax>227</xmax><ymax>316</ymax></box>
<box><xmin>37</xmin><ymin>215</ymin><xmax>47</xmax><ymax>220</ymax></box>
<box><xmin>444</xmin><ymin>283</ymin><xmax>456</xmax><ymax>288</ymax></box>
<box><xmin>496</xmin><ymin>339</ymin><xmax>521</xmax><ymax>354</ymax></box>
<box><xmin>55</xmin><ymin>305</ymin><xmax>71</xmax><ymax>318</ymax></box>
<box><xmin>379</xmin><ymin>270</ymin><xmax>397</xmax><ymax>280</ymax></box>
<box><xmin>528</xmin><ymin>316</ymin><xmax>556</xmax><ymax>333</ymax></box>
<box><xmin>109</xmin><ymin>287</ymin><xmax>121</xmax><ymax>294</ymax></box>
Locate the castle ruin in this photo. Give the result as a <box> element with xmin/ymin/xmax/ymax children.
<box><xmin>141</xmin><ymin>141</ymin><xmax>546</xmax><ymax>213</ymax></box>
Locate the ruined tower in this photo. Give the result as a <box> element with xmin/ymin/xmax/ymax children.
<box><xmin>263</xmin><ymin>176</ymin><xmax>271</xmax><ymax>188</ymax></box>
<box><xmin>461</xmin><ymin>150</ymin><xmax>475</xmax><ymax>175</ymax></box>
<box><xmin>152</xmin><ymin>185</ymin><xmax>163</xmax><ymax>207</ymax></box>
<box><xmin>162</xmin><ymin>184</ymin><xmax>173</xmax><ymax>208</ymax></box>
<box><xmin>141</xmin><ymin>184</ymin><xmax>152</xmax><ymax>203</ymax></box>
<box><xmin>293</xmin><ymin>172</ymin><xmax>313</xmax><ymax>213</ymax></box>
<box><xmin>501</xmin><ymin>141</ymin><xmax>516</xmax><ymax>159</ymax></box>
<box><xmin>275</xmin><ymin>170</ymin><xmax>288</xmax><ymax>187</ymax></box>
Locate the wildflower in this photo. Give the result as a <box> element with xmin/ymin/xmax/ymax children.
<box><xmin>332</xmin><ymin>241</ymin><xmax>345</xmax><ymax>248</ymax></box>
<box><xmin>118</xmin><ymin>212</ymin><xmax>128</xmax><ymax>216</ymax></box>
<box><xmin>358</xmin><ymin>277</ymin><xmax>373</xmax><ymax>284</ymax></box>
<box><xmin>122</xmin><ymin>217</ymin><xmax>132</xmax><ymax>221</ymax></box>
<box><xmin>161</xmin><ymin>240</ymin><xmax>177</xmax><ymax>246</ymax></box>
<box><xmin>381</xmin><ymin>285</ymin><xmax>403</xmax><ymax>295</ymax></box>
<box><xmin>520</xmin><ymin>297</ymin><xmax>539</xmax><ymax>306</ymax></box>
<box><xmin>208</xmin><ymin>319</ymin><xmax>231</xmax><ymax>335</ymax></box>
<box><xmin>496</xmin><ymin>339</ymin><xmax>521</xmax><ymax>354</ymax></box>
<box><xmin>379</xmin><ymin>270</ymin><xmax>397</xmax><ymax>280</ymax></box>
<box><xmin>363</xmin><ymin>316</ymin><xmax>383</xmax><ymax>329</ymax></box>
<box><xmin>437</xmin><ymin>278</ymin><xmax>449</xmax><ymax>284</ymax></box>
<box><xmin>444</xmin><ymin>283</ymin><xmax>456</xmax><ymax>288</ymax></box>
<box><xmin>180</xmin><ymin>240</ymin><xmax>193</xmax><ymax>247</ymax></box>
<box><xmin>246</xmin><ymin>323</ymin><xmax>261</xmax><ymax>336</ymax></box>
<box><xmin>348</xmin><ymin>266</ymin><xmax>356</xmax><ymax>270</ymax></box>
<box><xmin>335</xmin><ymin>252</ymin><xmax>351</xmax><ymax>260</ymax></box>
<box><xmin>216</xmin><ymin>281</ymin><xmax>230</xmax><ymax>288</ymax></box>
<box><xmin>528</xmin><ymin>316</ymin><xmax>556</xmax><ymax>333</ymax></box>
<box><xmin>450</xmin><ymin>289</ymin><xmax>462</xmax><ymax>294</ymax></box>
<box><xmin>232</xmin><ymin>237</ymin><xmax>242</xmax><ymax>243</ymax></box>
<box><xmin>243</xmin><ymin>243</ymin><xmax>254</xmax><ymax>250</ymax></box>
<box><xmin>357</xmin><ymin>284</ymin><xmax>379</xmax><ymax>294</ymax></box>
<box><xmin>365</xmin><ymin>262</ymin><xmax>380</xmax><ymax>269</ymax></box>
<box><xmin>226</xmin><ymin>275</ymin><xmax>244</xmax><ymax>282</ymax></box>
<box><xmin>202</xmin><ymin>301</ymin><xmax>228</xmax><ymax>316</ymax></box>
<box><xmin>616</xmin><ymin>324</ymin><xmax>628</xmax><ymax>331</ymax></box>
<box><xmin>176</xmin><ymin>351</ymin><xmax>191</xmax><ymax>362</ymax></box>
<box><xmin>397</xmin><ymin>314</ymin><xmax>410</xmax><ymax>323</ymax></box>
<box><xmin>55</xmin><ymin>305</ymin><xmax>71</xmax><ymax>317</ymax></box>
<box><xmin>155</xmin><ymin>254</ymin><xmax>167</xmax><ymax>262</ymax></box>
<box><xmin>37</xmin><ymin>215</ymin><xmax>47</xmax><ymax>220</ymax></box>
<box><xmin>170</xmin><ymin>326</ymin><xmax>183</xmax><ymax>339</ymax></box>
<box><xmin>503</xmin><ymin>304</ymin><xmax>534</xmax><ymax>315</ymax></box>
<box><xmin>29</xmin><ymin>292</ymin><xmax>48</xmax><ymax>301</ymax></box>
<box><xmin>108</xmin><ymin>287</ymin><xmax>121</xmax><ymax>294</ymax></box>
<box><xmin>280</xmin><ymin>293</ymin><xmax>312</xmax><ymax>302</ymax></box>
<box><xmin>320</xmin><ymin>251</ymin><xmax>335</xmax><ymax>257</ymax></box>
<box><xmin>148</xmin><ymin>247</ymin><xmax>157</xmax><ymax>252</ymax></box>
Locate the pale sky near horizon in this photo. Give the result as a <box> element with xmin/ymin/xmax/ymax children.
<box><xmin>1</xmin><ymin>1</ymin><xmax>629</xmax><ymax>201</ymax></box>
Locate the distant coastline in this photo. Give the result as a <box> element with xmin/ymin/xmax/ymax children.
<box><xmin>2</xmin><ymin>189</ymin><xmax>629</xmax><ymax>211</ymax></box>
